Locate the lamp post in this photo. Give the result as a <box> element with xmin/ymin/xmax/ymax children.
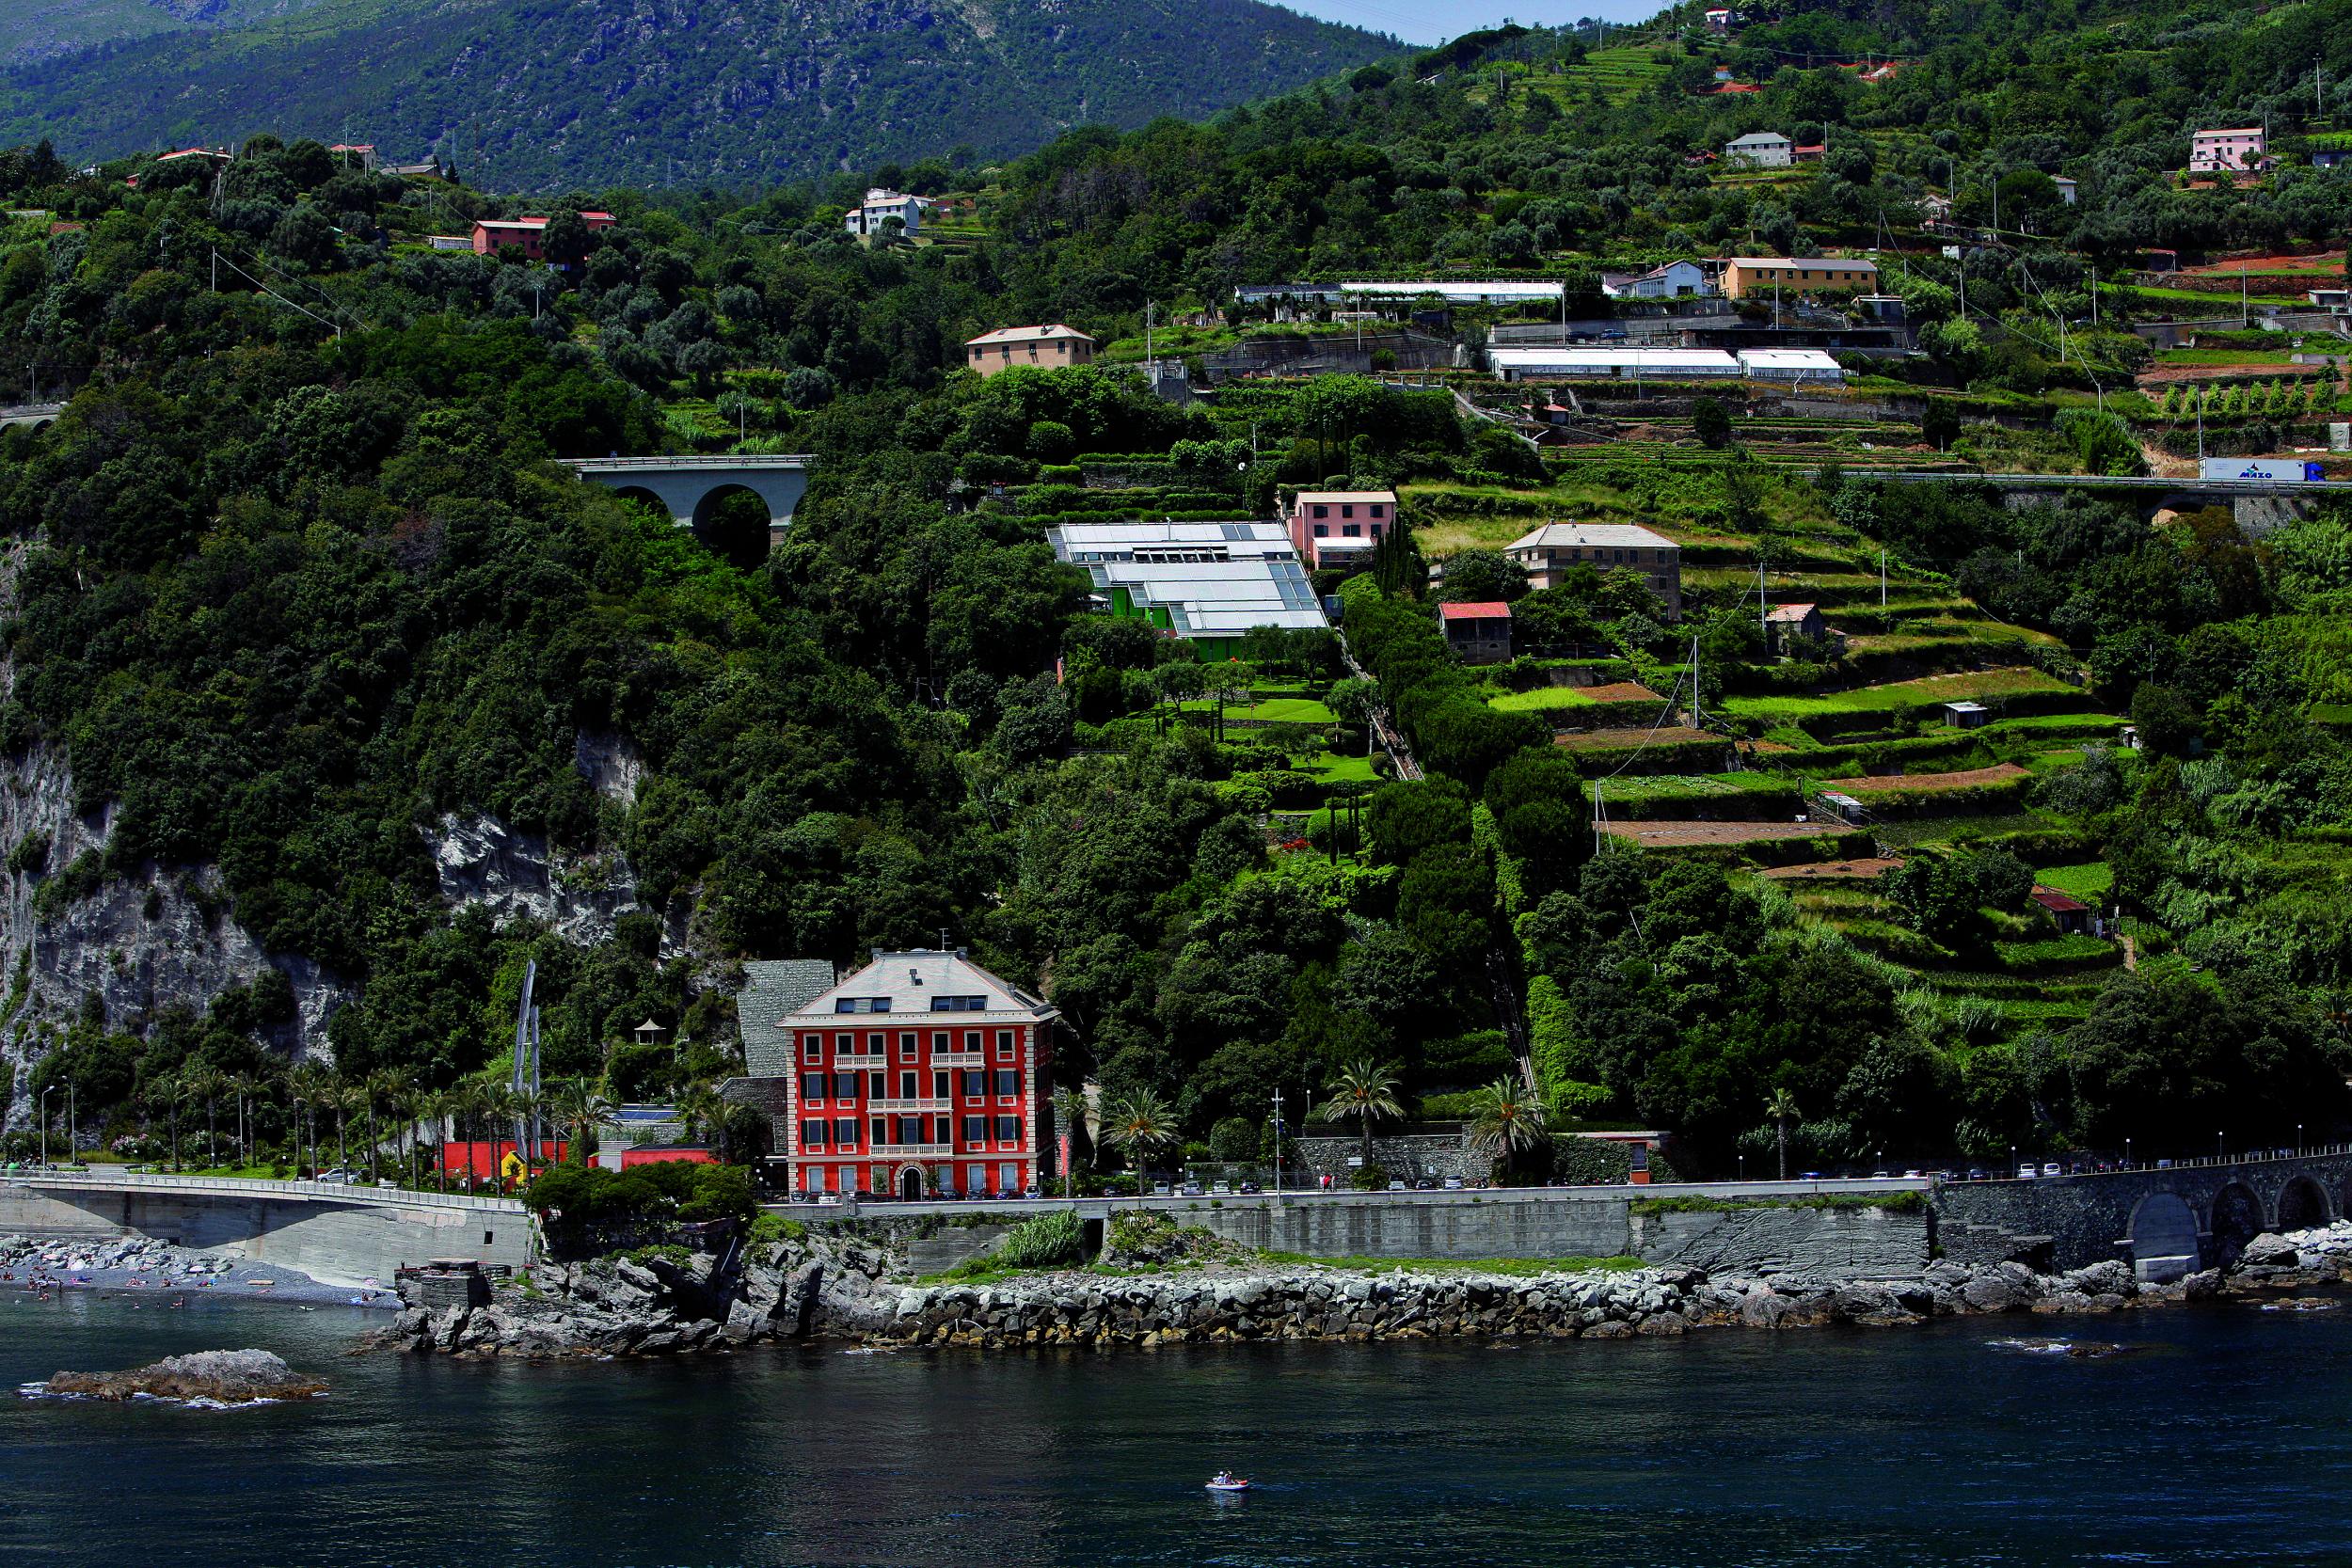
<box><xmin>2217</xmin><ymin>1132</ymin><xmax>2224</xmax><ymax>1163</ymax></box>
<box><xmin>67</xmin><ymin>1082</ymin><xmax>74</xmax><ymax>1165</ymax></box>
<box><xmin>40</xmin><ymin>1085</ymin><xmax>56</xmax><ymax>1169</ymax></box>
<box><xmin>1270</xmin><ymin>1089</ymin><xmax>1284</xmax><ymax>1200</ymax></box>
<box><xmin>293</xmin><ymin>1098</ymin><xmax>307</xmax><ymax>1180</ymax></box>
<box><xmin>2124</xmin><ymin>1136</ymin><xmax>2132</xmax><ymax>1169</ymax></box>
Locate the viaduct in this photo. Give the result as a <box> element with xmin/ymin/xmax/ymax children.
<box><xmin>558</xmin><ymin>454</ymin><xmax>811</xmax><ymax>552</ymax></box>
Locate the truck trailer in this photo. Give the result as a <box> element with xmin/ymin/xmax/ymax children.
<box><xmin>2199</xmin><ymin>457</ymin><xmax>2328</xmax><ymax>483</ymax></box>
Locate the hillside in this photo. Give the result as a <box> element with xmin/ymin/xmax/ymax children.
<box><xmin>0</xmin><ymin>0</ymin><xmax>1398</xmax><ymax>185</ymax></box>
<box><xmin>2</xmin><ymin>0</ymin><xmax>2352</xmax><ymax>1186</ymax></box>
<box><xmin>6</xmin><ymin>0</ymin><xmax>336</xmax><ymax>65</ymax></box>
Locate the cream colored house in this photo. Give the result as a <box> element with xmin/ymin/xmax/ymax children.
<box><xmin>1507</xmin><ymin>522</ymin><xmax>1681</xmax><ymax>617</ymax></box>
<box><xmin>1722</xmin><ymin>257</ymin><xmax>1880</xmax><ymax>299</ymax></box>
<box><xmin>964</xmin><ymin>325</ymin><xmax>1096</xmax><ymax>378</ymax></box>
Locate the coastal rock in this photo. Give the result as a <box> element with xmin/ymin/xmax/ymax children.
<box><xmin>2238</xmin><ymin>1233</ymin><xmax>2301</xmax><ymax>1268</ymax></box>
<box><xmin>1960</xmin><ymin>1275</ymin><xmax>2023</xmax><ymax>1313</ymax></box>
<box><xmin>41</xmin><ymin>1350</ymin><xmax>326</xmax><ymax>1404</ymax></box>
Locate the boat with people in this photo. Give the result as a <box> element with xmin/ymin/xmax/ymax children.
<box><xmin>1205</xmin><ymin>1472</ymin><xmax>1250</xmax><ymax>1493</ymax></box>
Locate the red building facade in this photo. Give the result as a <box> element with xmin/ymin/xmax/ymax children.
<box><xmin>782</xmin><ymin>949</ymin><xmax>1056</xmax><ymax>1200</ymax></box>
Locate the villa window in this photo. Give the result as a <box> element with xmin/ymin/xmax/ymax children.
<box><xmin>801</xmin><ymin>1072</ymin><xmax>825</xmax><ymax>1101</ymax></box>
<box><xmin>995</xmin><ymin>1117</ymin><xmax>1020</xmax><ymax>1143</ymax></box>
<box><xmin>801</xmin><ymin>1120</ymin><xmax>826</xmax><ymax>1148</ymax></box>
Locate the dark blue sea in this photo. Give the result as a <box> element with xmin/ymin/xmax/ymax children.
<box><xmin>6</xmin><ymin>1287</ymin><xmax>2351</xmax><ymax>1566</ymax></box>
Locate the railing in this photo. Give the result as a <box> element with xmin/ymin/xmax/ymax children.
<box><xmin>871</xmin><ymin>1143</ymin><xmax>953</xmax><ymax>1158</ymax></box>
<box><xmin>929</xmin><ymin>1052</ymin><xmax>984</xmax><ymax>1068</ymax></box>
<box><xmin>830</xmin><ymin>1053</ymin><xmax>887</xmax><ymax>1069</ymax></box>
<box><xmin>561</xmin><ymin>454</ymin><xmax>813</xmax><ymax>468</ymax></box>
<box><xmin>869</xmin><ymin>1098</ymin><xmax>950</xmax><ymax>1113</ymax></box>
<box><xmin>6</xmin><ymin>1164</ymin><xmax>525</xmax><ymax>1212</ymax></box>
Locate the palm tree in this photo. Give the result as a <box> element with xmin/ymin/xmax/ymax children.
<box><xmin>551</xmin><ymin>1078</ymin><xmax>615</xmax><ymax>1166</ymax></box>
<box><xmin>675</xmin><ymin>1082</ymin><xmax>724</xmax><ymax>1150</ymax></box>
<box><xmin>1764</xmin><ymin>1087</ymin><xmax>1801</xmax><ymax>1182</ymax></box>
<box><xmin>362</xmin><ymin>1069</ymin><xmax>406</xmax><ymax>1182</ymax></box>
<box><xmin>149</xmin><ymin>1070</ymin><xmax>187</xmax><ymax>1172</ymax></box>
<box><xmin>400</xmin><ymin>1089</ymin><xmax>432</xmax><ymax>1189</ymax></box>
<box><xmin>1103</xmin><ymin>1088</ymin><xmax>1178</xmax><ymax>1209</ymax></box>
<box><xmin>1317</xmin><ymin>1059</ymin><xmax>1405</xmax><ymax>1179</ymax></box>
<box><xmin>326</xmin><ymin>1077</ymin><xmax>355</xmax><ymax>1177</ymax></box>
<box><xmin>287</xmin><ymin>1063</ymin><xmax>332</xmax><ymax>1178</ymax></box>
<box><xmin>185</xmin><ymin>1066</ymin><xmax>226</xmax><ymax>1169</ymax></box>
<box><xmin>1469</xmin><ymin>1077</ymin><xmax>1551</xmax><ymax>1179</ymax></box>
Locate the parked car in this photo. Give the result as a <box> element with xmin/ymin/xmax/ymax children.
<box><xmin>1869</xmin><ymin>1170</ymin><xmax>1893</xmax><ymax>1180</ymax></box>
<box><xmin>815</xmin><ymin>1194</ymin><xmax>842</xmax><ymax>1207</ymax></box>
<box><xmin>313</xmin><ymin>1167</ymin><xmax>354</xmax><ymax>1184</ymax></box>
<box><xmin>2041</xmin><ymin>1162</ymin><xmax>2062</xmax><ymax>1178</ymax></box>
<box><xmin>1411</xmin><ymin>1178</ymin><xmax>1435</xmax><ymax>1190</ymax></box>
<box><xmin>1021</xmin><ymin>1185</ymin><xmax>1041</xmax><ymax>1200</ymax></box>
<box><xmin>1237</xmin><ymin>1181</ymin><xmax>1261</xmax><ymax>1195</ymax></box>
<box><xmin>1388</xmin><ymin>1180</ymin><xmax>1407</xmax><ymax>1191</ymax></box>
<box><xmin>934</xmin><ymin>1185</ymin><xmax>961</xmax><ymax>1201</ymax></box>
<box><xmin>1179</xmin><ymin>1181</ymin><xmax>1203</xmax><ymax>1196</ymax></box>
<box><xmin>1903</xmin><ymin>1169</ymin><xmax>1926</xmax><ymax>1179</ymax></box>
<box><xmin>1964</xmin><ymin>1169</ymin><xmax>1988</xmax><ymax>1181</ymax></box>
<box><xmin>1210</xmin><ymin>1181</ymin><xmax>1232</xmax><ymax>1196</ymax></box>
<box><xmin>1153</xmin><ymin>1181</ymin><xmax>1173</xmax><ymax>1196</ymax></box>
<box><xmin>2017</xmin><ymin>1164</ymin><xmax>2039</xmax><ymax>1180</ymax></box>
<box><xmin>1443</xmin><ymin>1176</ymin><xmax>1465</xmax><ymax>1190</ymax></box>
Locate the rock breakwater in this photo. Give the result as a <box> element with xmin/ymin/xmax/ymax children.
<box><xmin>368</xmin><ymin>1221</ymin><xmax>2350</xmax><ymax>1359</ymax></box>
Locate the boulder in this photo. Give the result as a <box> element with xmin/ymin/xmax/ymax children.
<box><xmin>1960</xmin><ymin>1275</ymin><xmax>2022</xmax><ymax>1313</ymax></box>
<box><xmin>2238</xmin><ymin>1233</ymin><xmax>2301</xmax><ymax>1268</ymax></box>
<box><xmin>44</xmin><ymin>1350</ymin><xmax>326</xmax><ymax>1403</ymax></box>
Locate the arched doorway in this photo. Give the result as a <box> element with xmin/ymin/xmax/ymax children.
<box><xmin>2208</xmin><ymin>1181</ymin><xmax>2265</xmax><ymax>1267</ymax></box>
<box><xmin>2125</xmin><ymin>1193</ymin><xmax>2200</xmax><ymax>1282</ymax></box>
<box><xmin>690</xmin><ymin>483</ymin><xmax>774</xmax><ymax>570</ymax></box>
<box><xmin>898</xmin><ymin>1166</ymin><xmax>924</xmax><ymax>1201</ymax></box>
<box><xmin>2277</xmin><ymin>1174</ymin><xmax>2332</xmax><ymax>1234</ymax></box>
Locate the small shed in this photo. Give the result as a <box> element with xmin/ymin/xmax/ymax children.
<box><xmin>1943</xmin><ymin>700</ymin><xmax>1990</xmax><ymax>729</ymax></box>
<box><xmin>1765</xmin><ymin>601</ymin><xmax>1825</xmax><ymax>646</ymax></box>
<box><xmin>1818</xmin><ymin>791</ymin><xmax>1867</xmax><ymax>824</ymax></box>
<box><xmin>2031</xmin><ymin>886</ymin><xmax>2092</xmax><ymax>935</ymax></box>
<box><xmin>1438</xmin><ymin>601</ymin><xmax>1514</xmax><ymax>666</ymax></box>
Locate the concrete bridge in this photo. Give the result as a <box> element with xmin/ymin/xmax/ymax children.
<box><xmin>1931</xmin><ymin>1148</ymin><xmax>2352</xmax><ymax>1282</ymax></box>
<box><xmin>559</xmin><ymin>454</ymin><xmax>811</xmax><ymax>551</ymax></box>
<box><xmin>0</xmin><ymin>1167</ymin><xmax>531</xmax><ymax>1288</ymax></box>
<box><xmin>0</xmin><ymin>402</ymin><xmax>63</xmax><ymax>433</ymax></box>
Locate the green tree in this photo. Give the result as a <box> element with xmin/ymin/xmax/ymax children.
<box><xmin>1317</xmin><ymin>1057</ymin><xmax>1405</xmax><ymax>1173</ymax></box>
<box><xmin>1104</xmin><ymin>1088</ymin><xmax>1179</xmax><ymax>1207</ymax></box>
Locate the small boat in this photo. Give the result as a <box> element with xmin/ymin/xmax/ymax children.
<box><xmin>1205</xmin><ymin>1473</ymin><xmax>1251</xmax><ymax>1494</ymax></box>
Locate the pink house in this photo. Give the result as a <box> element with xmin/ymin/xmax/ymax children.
<box><xmin>1281</xmin><ymin>489</ymin><xmax>1397</xmax><ymax>572</ymax></box>
<box><xmin>470</xmin><ymin>211</ymin><xmax>616</xmax><ymax>261</ymax></box>
<box><xmin>2189</xmin><ymin>127</ymin><xmax>2268</xmax><ymax>173</ymax></box>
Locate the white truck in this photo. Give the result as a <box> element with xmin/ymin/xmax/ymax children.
<box><xmin>2199</xmin><ymin>457</ymin><xmax>2327</xmax><ymax>483</ymax></box>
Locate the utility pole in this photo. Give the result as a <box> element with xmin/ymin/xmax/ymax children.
<box><xmin>1880</xmin><ymin>550</ymin><xmax>1887</xmax><ymax>610</ymax></box>
<box><xmin>1270</xmin><ymin>1089</ymin><xmax>1284</xmax><ymax>1198</ymax></box>
<box><xmin>1689</xmin><ymin>631</ymin><xmax>1702</xmax><ymax>730</ymax></box>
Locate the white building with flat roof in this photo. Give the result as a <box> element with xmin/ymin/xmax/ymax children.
<box><xmin>1736</xmin><ymin>348</ymin><xmax>1845</xmax><ymax>382</ymax></box>
<box><xmin>1338</xmin><ymin>279</ymin><xmax>1565</xmax><ymax>307</ymax></box>
<box><xmin>1487</xmin><ymin>346</ymin><xmax>1740</xmax><ymax>381</ymax></box>
<box><xmin>1506</xmin><ymin>522</ymin><xmax>1681</xmax><ymax>615</ymax></box>
<box><xmin>1047</xmin><ymin>521</ymin><xmax>1327</xmax><ymax>651</ymax></box>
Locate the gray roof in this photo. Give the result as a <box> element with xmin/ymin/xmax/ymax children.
<box><xmin>738</xmin><ymin>959</ymin><xmax>837</xmax><ymax>1077</ymax></box>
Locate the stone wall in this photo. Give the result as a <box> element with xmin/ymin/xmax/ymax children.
<box><xmin>1293</xmin><ymin>1128</ymin><xmax>1477</xmax><ymax>1184</ymax></box>
<box><xmin>1171</xmin><ymin>1191</ymin><xmax>1934</xmax><ymax>1273</ymax></box>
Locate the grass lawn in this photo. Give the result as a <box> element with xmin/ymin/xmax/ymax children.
<box><xmin>1303</xmin><ymin>750</ymin><xmax>1378</xmax><ymax>784</ymax></box>
<box><xmin>1721</xmin><ymin>668</ymin><xmax>2080</xmax><ymax>723</ymax></box>
<box><xmin>2035</xmin><ymin>861</ymin><xmax>2115</xmax><ymax>900</ymax></box>
<box><xmin>1254</xmin><ymin>1250</ymin><xmax>1645</xmax><ymax>1275</ymax></box>
<box><xmin>1487</xmin><ymin>684</ymin><xmax>1659</xmax><ymax>714</ymax></box>
<box><xmin>1605</xmin><ymin>771</ymin><xmax>1799</xmax><ymax>800</ymax></box>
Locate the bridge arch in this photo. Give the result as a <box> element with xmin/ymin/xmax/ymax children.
<box><xmin>2277</xmin><ymin>1174</ymin><xmax>2332</xmax><ymax>1234</ymax></box>
<box><xmin>607</xmin><ymin>483</ymin><xmax>668</xmax><ymax>515</ymax></box>
<box><xmin>2208</xmin><ymin>1181</ymin><xmax>2266</xmax><ymax>1267</ymax></box>
<box><xmin>2124</xmin><ymin>1193</ymin><xmax>2201</xmax><ymax>1282</ymax></box>
<box><xmin>690</xmin><ymin>483</ymin><xmax>777</xmax><ymax>570</ymax></box>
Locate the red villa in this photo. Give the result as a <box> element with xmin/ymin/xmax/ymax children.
<box><xmin>784</xmin><ymin>948</ymin><xmax>1057</xmax><ymax>1200</ymax></box>
<box><xmin>470</xmin><ymin>212</ymin><xmax>617</xmax><ymax>261</ymax></box>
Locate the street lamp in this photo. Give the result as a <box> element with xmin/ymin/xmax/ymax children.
<box><xmin>40</xmin><ymin>1085</ymin><xmax>56</xmax><ymax>1168</ymax></box>
<box><xmin>2217</xmin><ymin>1132</ymin><xmax>2224</xmax><ymax>1163</ymax></box>
<box><xmin>2124</xmin><ymin>1136</ymin><xmax>2132</xmax><ymax>1169</ymax></box>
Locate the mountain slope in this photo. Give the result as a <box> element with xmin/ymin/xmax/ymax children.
<box><xmin>0</xmin><ymin>0</ymin><xmax>1396</xmax><ymax>185</ymax></box>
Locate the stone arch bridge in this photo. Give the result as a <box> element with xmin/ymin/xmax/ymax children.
<box><xmin>1931</xmin><ymin>1148</ymin><xmax>2352</xmax><ymax>1283</ymax></box>
<box><xmin>559</xmin><ymin>454</ymin><xmax>811</xmax><ymax>553</ymax></box>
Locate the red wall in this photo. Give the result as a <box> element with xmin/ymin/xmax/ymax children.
<box><xmin>442</xmin><ymin>1140</ymin><xmax>568</xmax><ymax>1180</ymax></box>
<box><xmin>620</xmin><ymin>1148</ymin><xmax>718</xmax><ymax>1168</ymax></box>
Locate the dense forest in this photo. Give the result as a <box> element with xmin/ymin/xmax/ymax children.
<box><xmin>3</xmin><ymin>0</ymin><xmax>2352</xmax><ymax>1181</ymax></box>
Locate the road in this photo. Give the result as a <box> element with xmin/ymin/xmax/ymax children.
<box><xmin>1839</xmin><ymin>468</ymin><xmax>2352</xmax><ymax>495</ymax></box>
<box><xmin>771</xmin><ymin>1174</ymin><xmax>1934</xmax><ymax>1221</ymax></box>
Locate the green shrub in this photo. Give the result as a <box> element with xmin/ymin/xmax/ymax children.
<box><xmin>994</xmin><ymin>1208</ymin><xmax>1089</xmax><ymax>1269</ymax></box>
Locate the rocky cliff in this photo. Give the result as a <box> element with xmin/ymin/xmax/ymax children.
<box><xmin>0</xmin><ymin>537</ymin><xmax>656</xmax><ymax>1132</ymax></box>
